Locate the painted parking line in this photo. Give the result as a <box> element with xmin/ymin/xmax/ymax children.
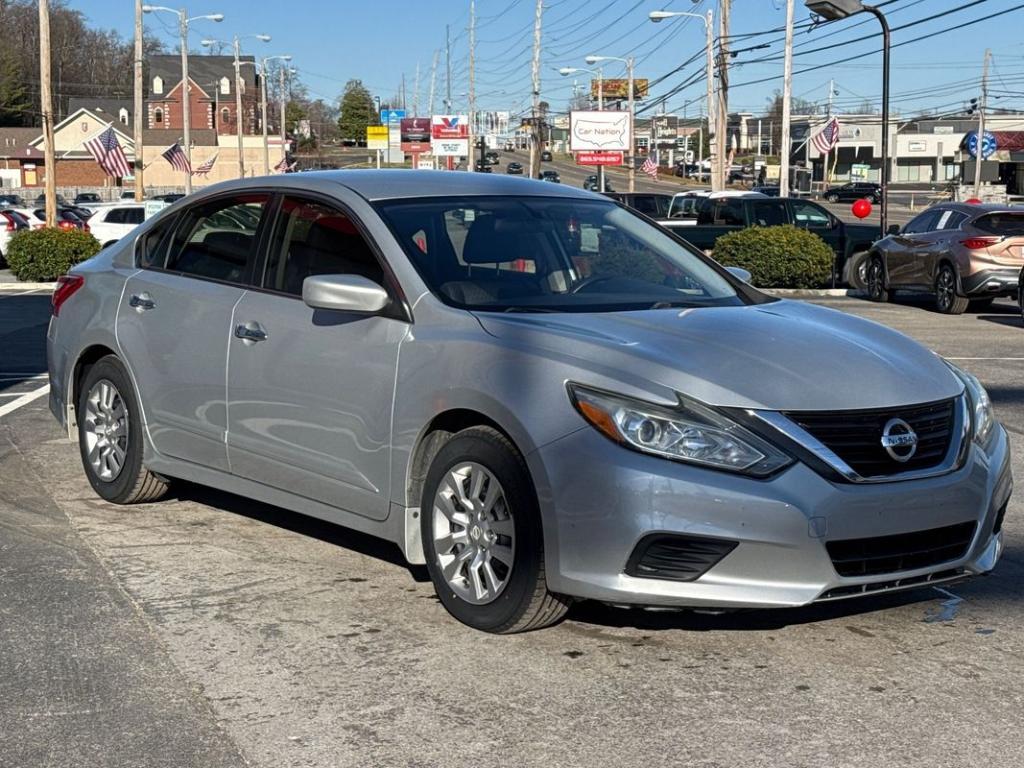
<box><xmin>0</xmin><ymin>384</ymin><xmax>50</xmax><ymax>419</ymax></box>
<box><xmin>946</xmin><ymin>357</ymin><xmax>1024</xmax><ymax>361</ymax></box>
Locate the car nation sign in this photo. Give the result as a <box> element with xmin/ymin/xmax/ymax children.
<box><xmin>576</xmin><ymin>151</ymin><xmax>623</xmax><ymax>166</ymax></box>
<box><xmin>570</xmin><ymin>111</ymin><xmax>631</xmax><ymax>152</ymax></box>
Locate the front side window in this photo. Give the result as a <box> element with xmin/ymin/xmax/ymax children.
<box><xmin>375</xmin><ymin>196</ymin><xmax>748</xmax><ymax>313</ymax></box>
<box><xmin>164</xmin><ymin>194</ymin><xmax>269</xmax><ymax>283</ymax></box>
<box><xmin>791</xmin><ymin>200</ymin><xmax>833</xmax><ymax>228</ymax></box>
<box><xmin>124</xmin><ymin>207</ymin><xmax>145</xmax><ymax>225</ymax></box>
<box><xmin>750</xmin><ymin>200</ymin><xmax>788</xmax><ymax>227</ymax></box>
<box><xmin>262</xmin><ymin>197</ymin><xmax>385</xmax><ymax>295</ymax></box>
<box><xmin>903</xmin><ymin>210</ymin><xmax>942</xmax><ymax>235</ymax></box>
<box><xmin>137</xmin><ymin>214</ymin><xmax>178</xmax><ymax>269</ymax></box>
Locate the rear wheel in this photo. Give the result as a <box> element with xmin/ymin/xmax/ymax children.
<box><xmin>421</xmin><ymin>426</ymin><xmax>569</xmax><ymax>633</ymax></box>
<box><xmin>867</xmin><ymin>256</ymin><xmax>889</xmax><ymax>303</ymax></box>
<box><xmin>935</xmin><ymin>264</ymin><xmax>968</xmax><ymax>315</ymax></box>
<box><xmin>78</xmin><ymin>355</ymin><xmax>168</xmax><ymax>504</ymax></box>
<box><xmin>826</xmin><ymin>193</ymin><xmax>839</xmax><ymax>203</ymax></box>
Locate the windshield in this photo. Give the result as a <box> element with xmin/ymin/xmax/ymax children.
<box><xmin>374</xmin><ymin>196</ymin><xmax>746</xmax><ymax>313</ymax></box>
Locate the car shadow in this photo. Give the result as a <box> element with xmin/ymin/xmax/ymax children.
<box><xmin>978</xmin><ymin>314</ymin><xmax>1022</xmax><ymax>328</ymax></box>
<box><xmin>0</xmin><ymin>294</ymin><xmax>51</xmax><ymax>393</ymax></box>
<box><xmin>167</xmin><ymin>480</ymin><xmax>431</xmax><ymax>583</ymax></box>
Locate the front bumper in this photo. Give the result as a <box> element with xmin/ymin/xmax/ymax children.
<box><xmin>962</xmin><ymin>268</ymin><xmax>1020</xmax><ymax>296</ymax></box>
<box><xmin>529</xmin><ymin>423</ymin><xmax>1011</xmax><ymax>608</ymax></box>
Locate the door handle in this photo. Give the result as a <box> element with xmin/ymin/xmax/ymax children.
<box><xmin>129</xmin><ymin>293</ymin><xmax>155</xmax><ymax>311</ymax></box>
<box><xmin>234</xmin><ymin>323</ymin><xmax>268</xmax><ymax>342</ymax></box>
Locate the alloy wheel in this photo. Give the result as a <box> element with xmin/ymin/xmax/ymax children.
<box><xmin>432</xmin><ymin>462</ymin><xmax>515</xmax><ymax>605</ymax></box>
<box><xmin>937</xmin><ymin>268</ymin><xmax>955</xmax><ymax>312</ymax></box>
<box><xmin>83</xmin><ymin>379</ymin><xmax>129</xmax><ymax>482</ymax></box>
<box><xmin>868</xmin><ymin>259</ymin><xmax>885</xmax><ymax>299</ymax></box>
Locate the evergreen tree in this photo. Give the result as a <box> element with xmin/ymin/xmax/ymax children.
<box><xmin>337</xmin><ymin>79</ymin><xmax>376</xmax><ymax>141</ymax></box>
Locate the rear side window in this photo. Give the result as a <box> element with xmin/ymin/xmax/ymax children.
<box><xmin>105</xmin><ymin>209</ymin><xmax>125</xmax><ymax>224</ymax></box>
<box><xmin>750</xmin><ymin>200</ymin><xmax>788</xmax><ymax>227</ymax></box>
<box><xmin>936</xmin><ymin>210</ymin><xmax>967</xmax><ymax>230</ymax></box>
<box><xmin>165</xmin><ymin>194</ymin><xmax>269</xmax><ymax>283</ymax></box>
<box><xmin>124</xmin><ymin>207</ymin><xmax>145</xmax><ymax>225</ymax></box>
<box><xmin>973</xmin><ymin>213</ymin><xmax>1024</xmax><ymax>236</ymax></box>
<box><xmin>137</xmin><ymin>215</ymin><xmax>177</xmax><ymax>269</ymax></box>
<box><xmin>262</xmin><ymin>197</ymin><xmax>385</xmax><ymax>295</ymax></box>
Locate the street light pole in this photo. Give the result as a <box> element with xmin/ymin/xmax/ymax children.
<box><xmin>234</xmin><ymin>37</ymin><xmax>244</xmax><ymax>177</ymax></box>
<box><xmin>627</xmin><ymin>55</ymin><xmax>635</xmax><ymax>192</ymax></box>
<box><xmin>260</xmin><ymin>55</ymin><xmax>291</xmax><ymax>175</ymax></box>
<box><xmin>780</xmin><ymin>0</ymin><xmax>795</xmax><ymax>198</ymax></box>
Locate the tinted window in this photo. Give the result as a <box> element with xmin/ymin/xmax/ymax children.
<box><xmin>262</xmin><ymin>197</ymin><xmax>384</xmax><ymax>295</ymax></box>
<box><xmin>714</xmin><ymin>199</ymin><xmax>746</xmax><ymax>225</ymax></box>
<box><xmin>973</xmin><ymin>212</ymin><xmax>1024</xmax><ymax>235</ymax></box>
<box><xmin>791</xmin><ymin>199</ymin><xmax>833</xmax><ymax>228</ymax></box>
<box><xmin>750</xmin><ymin>200</ymin><xmax>788</xmax><ymax>227</ymax></box>
<box><xmin>165</xmin><ymin>194</ymin><xmax>268</xmax><ymax>283</ymax></box>
<box><xmin>105</xmin><ymin>209</ymin><xmax>125</xmax><ymax>224</ymax></box>
<box><xmin>903</xmin><ymin>210</ymin><xmax>942</xmax><ymax>234</ymax></box>
<box><xmin>137</xmin><ymin>214</ymin><xmax>178</xmax><ymax>269</ymax></box>
<box><xmin>124</xmin><ymin>207</ymin><xmax>145</xmax><ymax>225</ymax></box>
<box><xmin>935</xmin><ymin>210</ymin><xmax>967</xmax><ymax>231</ymax></box>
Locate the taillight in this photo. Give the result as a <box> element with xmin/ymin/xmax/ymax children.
<box><xmin>58</xmin><ymin>220</ymin><xmax>75</xmax><ymax>231</ymax></box>
<box><xmin>3</xmin><ymin>220</ymin><xmax>13</xmax><ymax>233</ymax></box>
<box><xmin>52</xmin><ymin>275</ymin><xmax>84</xmax><ymax>316</ymax></box>
<box><xmin>961</xmin><ymin>236</ymin><xmax>1002</xmax><ymax>250</ymax></box>
<box><xmin>82</xmin><ymin>224</ymin><xmax>90</xmax><ymax>233</ymax></box>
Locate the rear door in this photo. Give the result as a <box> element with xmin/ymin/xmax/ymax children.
<box><xmin>116</xmin><ymin>193</ymin><xmax>271</xmax><ymax>471</ymax></box>
<box><xmin>226</xmin><ymin>195</ymin><xmax>408</xmax><ymax>520</ymax></box>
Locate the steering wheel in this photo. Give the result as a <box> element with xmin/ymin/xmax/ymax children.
<box><xmin>569</xmin><ymin>275</ymin><xmax>618</xmax><ymax>294</ymax></box>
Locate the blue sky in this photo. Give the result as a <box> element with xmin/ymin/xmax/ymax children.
<box><xmin>72</xmin><ymin>0</ymin><xmax>1024</xmax><ymax>120</ymax></box>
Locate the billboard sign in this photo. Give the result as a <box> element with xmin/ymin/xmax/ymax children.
<box><xmin>570</xmin><ymin>111</ymin><xmax>631</xmax><ymax>152</ymax></box>
<box><xmin>366</xmin><ymin>125</ymin><xmax>389</xmax><ymax>150</ymax></box>
<box><xmin>432</xmin><ymin>138</ymin><xmax>469</xmax><ymax>157</ymax></box>
<box><xmin>591</xmin><ymin>79</ymin><xmax>649</xmax><ymax>101</ymax></box>
<box><xmin>576</xmin><ymin>151</ymin><xmax>623</xmax><ymax>166</ymax></box>
<box><xmin>400</xmin><ymin>117</ymin><xmax>432</xmax><ymax>152</ymax></box>
<box><xmin>431</xmin><ymin>114</ymin><xmax>469</xmax><ymax>139</ymax></box>
<box><xmin>380</xmin><ymin>109</ymin><xmax>406</xmax><ymax>125</ymax></box>
<box><xmin>966</xmin><ymin>130</ymin><xmax>997</xmax><ymax>160</ymax></box>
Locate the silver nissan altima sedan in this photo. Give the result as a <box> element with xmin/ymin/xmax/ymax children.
<box><xmin>47</xmin><ymin>171</ymin><xmax>1011</xmax><ymax>633</ymax></box>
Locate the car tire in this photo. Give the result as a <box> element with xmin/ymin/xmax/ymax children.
<box><xmin>421</xmin><ymin>426</ymin><xmax>570</xmax><ymax>634</ymax></box>
<box><xmin>967</xmin><ymin>297</ymin><xmax>995</xmax><ymax>312</ymax></box>
<box><xmin>848</xmin><ymin>251</ymin><xmax>870</xmax><ymax>290</ymax></box>
<box><xmin>77</xmin><ymin>355</ymin><xmax>168</xmax><ymax>504</ymax></box>
<box><xmin>935</xmin><ymin>264</ymin><xmax>968</xmax><ymax>315</ymax></box>
<box><xmin>826</xmin><ymin>194</ymin><xmax>839</xmax><ymax>203</ymax></box>
<box><xmin>867</xmin><ymin>255</ymin><xmax>889</xmax><ymax>303</ymax></box>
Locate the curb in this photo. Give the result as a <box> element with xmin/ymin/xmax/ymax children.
<box><xmin>0</xmin><ymin>282</ymin><xmax>56</xmax><ymax>291</ymax></box>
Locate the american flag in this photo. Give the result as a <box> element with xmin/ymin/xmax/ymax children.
<box><xmin>812</xmin><ymin>116</ymin><xmax>841</xmax><ymax>154</ymax></box>
<box><xmin>192</xmin><ymin>152</ymin><xmax>218</xmax><ymax>177</ymax></box>
<box><xmin>161</xmin><ymin>143</ymin><xmax>192</xmax><ymax>174</ymax></box>
<box><xmin>84</xmin><ymin>126</ymin><xmax>131</xmax><ymax>178</ymax></box>
<box><xmin>641</xmin><ymin>151</ymin><xmax>659</xmax><ymax>179</ymax></box>
<box><xmin>273</xmin><ymin>156</ymin><xmax>291</xmax><ymax>173</ymax></box>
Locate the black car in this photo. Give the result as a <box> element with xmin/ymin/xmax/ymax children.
<box><xmin>602</xmin><ymin>192</ymin><xmax>672</xmax><ymax>218</ymax></box>
<box><xmin>34</xmin><ymin>193</ymin><xmax>68</xmax><ymax>206</ymax></box>
<box><xmin>152</xmin><ymin>193</ymin><xmax>186</xmax><ymax>203</ymax></box>
<box><xmin>474</xmin><ymin>161</ymin><xmax>493</xmax><ymax>173</ymax></box>
<box><xmin>823</xmin><ymin>182</ymin><xmax>881</xmax><ymax>204</ymax></box>
<box><xmin>674</xmin><ymin>163</ymin><xmax>710</xmax><ymax>181</ymax></box>
<box><xmin>583</xmin><ymin>174</ymin><xmax>613</xmax><ymax>193</ymax></box>
<box><xmin>540</xmin><ymin>150</ymin><xmax>553</xmax><ymax>161</ymax></box>
<box><xmin>484</xmin><ymin>151</ymin><xmax>500</xmax><ymax>165</ymax></box>
<box><xmin>66</xmin><ymin>205</ymin><xmax>95</xmax><ymax>221</ymax></box>
<box><xmin>751</xmin><ymin>185</ymin><xmax>781</xmax><ymax>197</ymax></box>
<box><xmin>74</xmin><ymin>192</ymin><xmax>102</xmax><ymax>205</ymax></box>
<box><xmin>506</xmin><ymin>162</ymin><xmax>524</xmax><ymax>175</ymax></box>
<box><xmin>539</xmin><ymin>170</ymin><xmax>560</xmax><ymax>183</ymax></box>
<box><xmin>0</xmin><ymin>194</ymin><xmax>26</xmax><ymax>207</ymax></box>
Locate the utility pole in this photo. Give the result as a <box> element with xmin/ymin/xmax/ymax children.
<box><xmin>528</xmin><ymin>0</ymin><xmax>543</xmax><ymax>179</ymax></box>
<box><xmin>704</xmin><ymin>8</ymin><xmax>716</xmax><ymax>191</ymax></box>
<box><xmin>468</xmin><ymin>0</ymin><xmax>475</xmax><ymax>171</ymax></box>
<box><xmin>973</xmin><ymin>48</ymin><xmax>990</xmax><ymax>198</ymax></box>
<box><xmin>401</xmin><ymin>73</ymin><xmax>406</xmax><ymax>111</ymax></box>
<box><xmin>715</xmin><ymin>0</ymin><xmax>731</xmax><ymax>192</ymax></box>
<box><xmin>279</xmin><ymin>66</ymin><xmax>287</xmax><ymax>160</ymax></box>
<box><xmin>428</xmin><ymin>50</ymin><xmax>438</xmax><ymax>115</ymax></box>
<box><xmin>779</xmin><ymin>0</ymin><xmax>794</xmax><ymax>197</ymax></box>
<box><xmin>445</xmin><ymin>25</ymin><xmax>452</xmax><ymax>111</ymax></box>
<box><xmin>39</xmin><ymin>0</ymin><xmax>56</xmax><ymax>227</ymax></box>
<box><xmin>825</xmin><ymin>77</ymin><xmax>834</xmax><ymax>184</ymax></box>
<box><xmin>233</xmin><ymin>37</ymin><xmax>245</xmax><ymax>177</ymax></box>
<box><xmin>181</xmin><ymin>12</ymin><xmax>194</xmax><ymax>193</ymax></box>
<box><xmin>133</xmin><ymin>0</ymin><xmax>145</xmax><ymax>201</ymax></box>
<box><xmin>413</xmin><ymin>62</ymin><xmax>420</xmax><ymax>116</ymax></box>
<box><xmin>627</xmin><ymin>55</ymin><xmax>635</xmax><ymax>192</ymax></box>
<box><xmin>261</xmin><ymin>62</ymin><xmax>269</xmax><ymax>174</ymax></box>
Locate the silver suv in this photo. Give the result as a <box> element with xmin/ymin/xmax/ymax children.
<box><xmin>47</xmin><ymin>171</ymin><xmax>1011</xmax><ymax>633</ymax></box>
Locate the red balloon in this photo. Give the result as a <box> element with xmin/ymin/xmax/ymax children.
<box><xmin>965</xmin><ymin>198</ymin><xmax>982</xmax><ymax>205</ymax></box>
<box><xmin>851</xmin><ymin>198</ymin><xmax>872</xmax><ymax>219</ymax></box>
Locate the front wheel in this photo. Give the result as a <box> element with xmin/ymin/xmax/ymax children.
<box><xmin>78</xmin><ymin>355</ymin><xmax>168</xmax><ymax>504</ymax></box>
<box><xmin>421</xmin><ymin>426</ymin><xmax>569</xmax><ymax>633</ymax></box>
<box><xmin>867</xmin><ymin>256</ymin><xmax>889</xmax><ymax>303</ymax></box>
<box><xmin>935</xmin><ymin>264</ymin><xmax>969</xmax><ymax>315</ymax></box>
<box><xmin>848</xmin><ymin>252</ymin><xmax>870</xmax><ymax>290</ymax></box>
<box><xmin>826</xmin><ymin>194</ymin><xmax>839</xmax><ymax>203</ymax></box>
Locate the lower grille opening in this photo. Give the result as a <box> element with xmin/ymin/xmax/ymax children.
<box><xmin>826</xmin><ymin>522</ymin><xmax>976</xmax><ymax>578</ymax></box>
<box><xmin>993</xmin><ymin>502</ymin><xmax>1007</xmax><ymax>535</ymax></box>
<box><xmin>625</xmin><ymin>534</ymin><xmax>738</xmax><ymax>582</ymax></box>
<box><xmin>816</xmin><ymin>568</ymin><xmax>966</xmax><ymax>601</ymax></box>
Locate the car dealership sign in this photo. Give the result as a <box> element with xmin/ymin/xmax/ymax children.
<box><xmin>570</xmin><ymin>111</ymin><xmax>631</xmax><ymax>152</ymax></box>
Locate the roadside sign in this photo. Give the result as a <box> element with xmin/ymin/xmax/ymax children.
<box><xmin>367</xmin><ymin>125</ymin><xmax>389</xmax><ymax>150</ymax></box>
<box><xmin>576</xmin><ymin>151</ymin><xmax>623</xmax><ymax>166</ymax></box>
<box><xmin>570</xmin><ymin>111</ymin><xmax>631</xmax><ymax>152</ymax></box>
<box><xmin>966</xmin><ymin>130</ymin><xmax>997</xmax><ymax>160</ymax></box>
<box><xmin>417</xmin><ymin>157</ymin><xmax>434</xmax><ymax>170</ymax></box>
<box><xmin>431</xmin><ymin>115</ymin><xmax>469</xmax><ymax>139</ymax></box>
<box><xmin>432</xmin><ymin>138</ymin><xmax>469</xmax><ymax>157</ymax></box>
<box><xmin>144</xmin><ymin>199</ymin><xmax>169</xmax><ymax>219</ymax></box>
<box><xmin>401</xmin><ymin>117</ymin><xmax>432</xmax><ymax>153</ymax></box>
<box><xmin>591</xmin><ymin>79</ymin><xmax>649</xmax><ymax>100</ymax></box>
<box><xmin>380</xmin><ymin>109</ymin><xmax>406</xmax><ymax>125</ymax></box>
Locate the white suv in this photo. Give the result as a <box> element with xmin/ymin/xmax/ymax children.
<box><xmin>88</xmin><ymin>204</ymin><xmax>146</xmax><ymax>247</ymax></box>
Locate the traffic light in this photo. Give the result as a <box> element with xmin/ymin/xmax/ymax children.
<box><xmin>966</xmin><ymin>97</ymin><xmax>978</xmax><ymax>115</ymax></box>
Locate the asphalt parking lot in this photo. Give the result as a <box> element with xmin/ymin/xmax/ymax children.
<box><xmin>1</xmin><ymin>288</ymin><xmax>1023</xmax><ymax>768</ymax></box>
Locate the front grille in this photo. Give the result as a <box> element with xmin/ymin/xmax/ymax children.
<box><xmin>816</xmin><ymin>568</ymin><xmax>966</xmax><ymax>601</ymax></box>
<box><xmin>784</xmin><ymin>398</ymin><xmax>956</xmax><ymax>478</ymax></box>
<box><xmin>826</xmin><ymin>522</ymin><xmax>976</xmax><ymax>577</ymax></box>
<box><xmin>625</xmin><ymin>534</ymin><xmax>738</xmax><ymax>582</ymax></box>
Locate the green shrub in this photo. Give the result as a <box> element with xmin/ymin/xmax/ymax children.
<box><xmin>712</xmin><ymin>224</ymin><xmax>834</xmax><ymax>289</ymax></box>
<box><xmin>5</xmin><ymin>228</ymin><xmax>101</xmax><ymax>282</ymax></box>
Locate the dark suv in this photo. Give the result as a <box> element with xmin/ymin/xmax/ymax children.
<box><xmin>823</xmin><ymin>182</ymin><xmax>881</xmax><ymax>204</ymax></box>
<box><xmin>865</xmin><ymin>203</ymin><xmax>1024</xmax><ymax>314</ymax></box>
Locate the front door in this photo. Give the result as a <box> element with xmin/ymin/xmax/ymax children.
<box><xmin>116</xmin><ymin>193</ymin><xmax>270</xmax><ymax>471</ymax></box>
<box><xmin>226</xmin><ymin>196</ymin><xmax>408</xmax><ymax>520</ymax></box>
<box><xmin>887</xmin><ymin>209</ymin><xmax>942</xmax><ymax>286</ymax></box>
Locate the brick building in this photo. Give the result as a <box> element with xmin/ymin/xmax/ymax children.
<box><xmin>146</xmin><ymin>54</ymin><xmax>260</xmax><ymax>135</ymax></box>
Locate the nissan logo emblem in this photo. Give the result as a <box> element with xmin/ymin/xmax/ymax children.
<box><xmin>881</xmin><ymin>418</ymin><xmax>918</xmax><ymax>462</ymax></box>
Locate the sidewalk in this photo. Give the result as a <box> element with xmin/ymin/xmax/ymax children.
<box><xmin>0</xmin><ymin>269</ymin><xmax>55</xmax><ymax>291</ymax></box>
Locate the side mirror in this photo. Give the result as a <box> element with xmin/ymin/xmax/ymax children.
<box><xmin>886</xmin><ymin>224</ymin><xmax>900</xmax><ymax>236</ymax></box>
<box><xmin>726</xmin><ymin>266</ymin><xmax>752</xmax><ymax>283</ymax></box>
<box><xmin>302</xmin><ymin>274</ymin><xmax>389</xmax><ymax>314</ymax></box>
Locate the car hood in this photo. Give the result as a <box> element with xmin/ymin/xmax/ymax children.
<box><xmin>473</xmin><ymin>299</ymin><xmax>962</xmax><ymax>411</ymax></box>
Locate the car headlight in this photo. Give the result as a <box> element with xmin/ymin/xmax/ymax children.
<box><xmin>946</xmin><ymin>361</ymin><xmax>995</xmax><ymax>447</ymax></box>
<box><xmin>568</xmin><ymin>384</ymin><xmax>793</xmax><ymax>478</ymax></box>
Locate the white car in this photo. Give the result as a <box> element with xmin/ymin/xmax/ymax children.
<box><xmin>1</xmin><ymin>209</ymin><xmax>30</xmax><ymax>261</ymax></box>
<box><xmin>9</xmin><ymin>207</ymin><xmax>88</xmax><ymax>232</ymax></box>
<box><xmin>665</xmin><ymin>190</ymin><xmax>767</xmax><ymax>225</ymax></box>
<box><xmin>88</xmin><ymin>204</ymin><xmax>146</xmax><ymax>247</ymax></box>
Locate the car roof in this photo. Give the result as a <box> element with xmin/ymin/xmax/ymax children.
<box><xmin>925</xmin><ymin>202</ymin><xmax>1022</xmax><ymax>215</ymax></box>
<box><xmin>190</xmin><ymin>169</ymin><xmax>601</xmax><ymax>203</ymax></box>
